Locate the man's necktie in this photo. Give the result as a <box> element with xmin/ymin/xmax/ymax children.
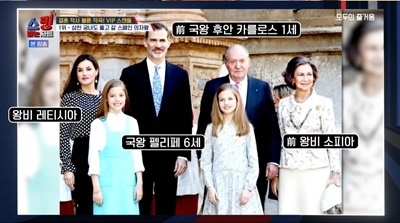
<box><xmin>235</xmin><ymin>83</ymin><xmax>240</xmax><ymax>90</ymax></box>
<box><xmin>152</xmin><ymin>66</ymin><xmax>162</xmax><ymax>115</ymax></box>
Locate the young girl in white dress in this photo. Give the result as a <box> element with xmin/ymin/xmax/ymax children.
<box><xmin>200</xmin><ymin>83</ymin><xmax>263</xmax><ymax>215</ymax></box>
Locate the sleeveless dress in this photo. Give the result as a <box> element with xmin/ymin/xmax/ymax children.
<box><xmin>93</xmin><ymin>116</ymin><xmax>139</xmax><ymax>215</ymax></box>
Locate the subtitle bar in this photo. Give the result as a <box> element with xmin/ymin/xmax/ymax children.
<box><xmin>172</xmin><ymin>22</ymin><xmax>301</xmax><ymax>38</ymax></box>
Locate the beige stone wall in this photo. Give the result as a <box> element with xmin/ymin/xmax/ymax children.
<box><xmin>59</xmin><ymin>9</ymin><xmax>342</xmax><ymax>131</ymax></box>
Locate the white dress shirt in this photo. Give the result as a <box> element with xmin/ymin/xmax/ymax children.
<box><xmin>88</xmin><ymin>112</ymin><xmax>145</xmax><ymax>176</ymax></box>
<box><xmin>229</xmin><ymin>75</ymin><xmax>248</xmax><ymax>108</ymax></box>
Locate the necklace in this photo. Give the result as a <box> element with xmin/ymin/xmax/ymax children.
<box><xmin>289</xmin><ymin>108</ymin><xmax>312</xmax><ymax>133</ymax></box>
<box><xmin>80</xmin><ymin>88</ymin><xmax>98</xmax><ymax>95</ymax></box>
<box><xmin>294</xmin><ymin>90</ymin><xmax>312</xmax><ymax>103</ymax></box>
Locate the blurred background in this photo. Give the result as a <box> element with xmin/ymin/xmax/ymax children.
<box><xmin>18</xmin><ymin>9</ymin><xmax>61</xmax><ymax>215</ymax></box>
<box><xmin>342</xmin><ymin>10</ymin><xmax>384</xmax><ymax>215</ymax></box>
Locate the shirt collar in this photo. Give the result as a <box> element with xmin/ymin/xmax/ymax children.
<box><xmin>290</xmin><ymin>88</ymin><xmax>317</xmax><ymax>104</ymax></box>
<box><xmin>228</xmin><ymin>75</ymin><xmax>247</xmax><ymax>87</ymax></box>
<box><xmin>146</xmin><ymin>58</ymin><xmax>166</xmax><ymax>71</ymax></box>
<box><xmin>106</xmin><ymin>111</ymin><xmax>125</xmax><ymax>119</ymax></box>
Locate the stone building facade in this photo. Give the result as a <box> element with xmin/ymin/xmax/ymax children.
<box><xmin>59</xmin><ymin>9</ymin><xmax>342</xmax><ymax>130</ymax></box>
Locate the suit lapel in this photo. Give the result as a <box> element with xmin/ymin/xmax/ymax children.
<box><xmin>141</xmin><ymin>59</ymin><xmax>152</xmax><ymax>93</ymax></box>
<box><xmin>159</xmin><ymin>61</ymin><xmax>174</xmax><ymax>115</ymax></box>
<box><xmin>141</xmin><ymin>59</ymin><xmax>158</xmax><ymax>116</ymax></box>
<box><xmin>245</xmin><ymin>76</ymin><xmax>258</xmax><ymax>120</ymax></box>
<box><xmin>222</xmin><ymin>75</ymin><xmax>230</xmax><ymax>85</ymax></box>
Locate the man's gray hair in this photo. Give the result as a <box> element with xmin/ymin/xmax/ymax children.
<box><xmin>223</xmin><ymin>44</ymin><xmax>250</xmax><ymax>62</ymax></box>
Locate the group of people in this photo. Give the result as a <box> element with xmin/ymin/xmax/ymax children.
<box><xmin>59</xmin><ymin>22</ymin><xmax>341</xmax><ymax>215</ymax></box>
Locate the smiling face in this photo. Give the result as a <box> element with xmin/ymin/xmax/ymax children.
<box><xmin>293</xmin><ymin>64</ymin><xmax>314</xmax><ymax>93</ymax></box>
<box><xmin>76</xmin><ymin>59</ymin><xmax>98</xmax><ymax>87</ymax></box>
<box><xmin>144</xmin><ymin>29</ymin><xmax>171</xmax><ymax>61</ymax></box>
<box><xmin>218</xmin><ymin>89</ymin><xmax>237</xmax><ymax>115</ymax></box>
<box><xmin>107</xmin><ymin>86</ymin><xmax>126</xmax><ymax>114</ymax></box>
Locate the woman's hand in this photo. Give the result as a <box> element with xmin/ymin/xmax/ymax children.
<box><xmin>93</xmin><ymin>190</ymin><xmax>103</xmax><ymax>206</ymax></box>
<box><xmin>271</xmin><ymin>176</ymin><xmax>279</xmax><ymax>197</ymax></box>
<box><xmin>63</xmin><ymin>171</ymin><xmax>75</xmax><ymax>190</ymax></box>
<box><xmin>328</xmin><ymin>172</ymin><xmax>340</xmax><ymax>187</ymax></box>
<box><xmin>207</xmin><ymin>186</ymin><xmax>219</xmax><ymax>206</ymax></box>
<box><xmin>134</xmin><ymin>183</ymin><xmax>143</xmax><ymax>202</ymax></box>
<box><xmin>239</xmin><ymin>189</ymin><xmax>251</xmax><ymax>206</ymax></box>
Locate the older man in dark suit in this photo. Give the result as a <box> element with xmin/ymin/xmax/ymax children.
<box><xmin>197</xmin><ymin>44</ymin><xmax>281</xmax><ymax>212</ymax></box>
<box><xmin>120</xmin><ymin>23</ymin><xmax>192</xmax><ymax>215</ymax></box>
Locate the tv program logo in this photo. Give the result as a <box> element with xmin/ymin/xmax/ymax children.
<box><xmin>26</xmin><ymin>10</ymin><xmax>56</xmax><ymax>38</ymax></box>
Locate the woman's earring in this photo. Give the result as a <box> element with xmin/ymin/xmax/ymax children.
<box><xmin>76</xmin><ymin>82</ymin><xmax>79</xmax><ymax>85</ymax></box>
<box><xmin>95</xmin><ymin>79</ymin><xmax>98</xmax><ymax>83</ymax></box>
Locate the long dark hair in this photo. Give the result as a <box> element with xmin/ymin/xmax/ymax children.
<box><xmin>61</xmin><ymin>54</ymin><xmax>100</xmax><ymax>98</ymax></box>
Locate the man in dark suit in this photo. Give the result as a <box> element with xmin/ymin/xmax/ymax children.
<box><xmin>120</xmin><ymin>23</ymin><xmax>192</xmax><ymax>215</ymax></box>
<box><xmin>197</xmin><ymin>44</ymin><xmax>281</xmax><ymax>212</ymax></box>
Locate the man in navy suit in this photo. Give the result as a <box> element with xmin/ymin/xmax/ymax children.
<box><xmin>197</xmin><ymin>44</ymin><xmax>281</xmax><ymax>212</ymax></box>
<box><xmin>120</xmin><ymin>23</ymin><xmax>192</xmax><ymax>215</ymax></box>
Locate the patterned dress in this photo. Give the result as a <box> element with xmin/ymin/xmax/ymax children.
<box><xmin>200</xmin><ymin>123</ymin><xmax>263</xmax><ymax>215</ymax></box>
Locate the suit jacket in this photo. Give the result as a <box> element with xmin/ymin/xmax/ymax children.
<box><xmin>120</xmin><ymin>59</ymin><xmax>192</xmax><ymax>163</ymax></box>
<box><xmin>197</xmin><ymin>74</ymin><xmax>281</xmax><ymax>168</ymax></box>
